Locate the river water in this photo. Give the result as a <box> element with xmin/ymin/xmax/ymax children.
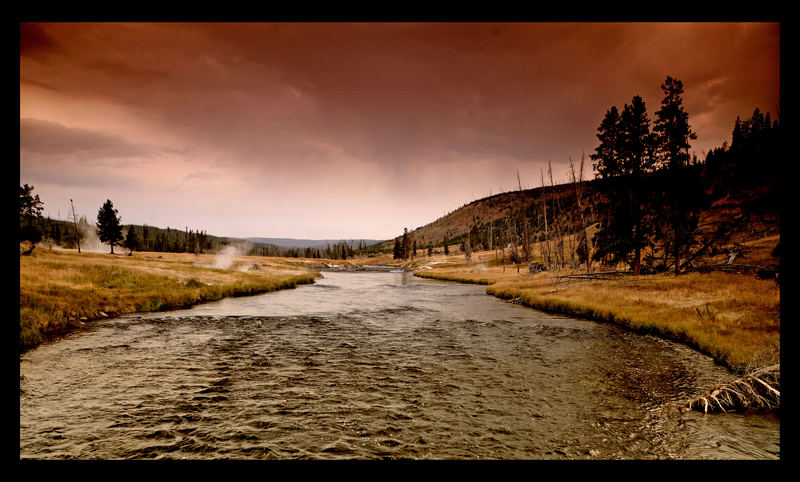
<box><xmin>19</xmin><ymin>271</ymin><xmax>779</xmax><ymax>459</ymax></box>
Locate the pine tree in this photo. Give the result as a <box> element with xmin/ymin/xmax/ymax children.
<box><xmin>96</xmin><ymin>199</ymin><xmax>123</xmax><ymax>254</ymax></box>
<box><xmin>393</xmin><ymin>237</ymin><xmax>403</xmax><ymax>259</ymax></box>
<box><xmin>619</xmin><ymin>95</ymin><xmax>657</xmax><ymax>175</ymax></box>
<box><xmin>591</xmin><ymin>106</ymin><xmax>622</xmax><ymax>179</ymax></box>
<box><xmin>653</xmin><ymin>76</ymin><xmax>701</xmax><ymax>275</ymax></box>
<box><xmin>142</xmin><ymin>225</ymin><xmax>150</xmax><ymax>251</ymax></box>
<box><xmin>654</xmin><ymin>76</ymin><xmax>696</xmax><ymax>170</ymax></box>
<box><xmin>591</xmin><ymin>95</ymin><xmax>656</xmax><ymax>275</ymax></box>
<box><xmin>19</xmin><ymin>184</ymin><xmax>44</xmax><ymax>242</ymax></box>
<box><xmin>123</xmin><ymin>224</ymin><xmax>140</xmax><ymax>255</ymax></box>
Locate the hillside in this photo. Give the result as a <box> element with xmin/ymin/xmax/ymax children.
<box><xmin>379</xmin><ymin>181</ymin><xmax>588</xmax><ymax>251</ymax></box>
<box><xmin>380</xmin><ymin>169</ymin><xmax>779</xmax><ymax>276</ymax></box>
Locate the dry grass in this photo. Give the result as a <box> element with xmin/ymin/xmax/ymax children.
<box><xmin>407</xmin><ymin>248</ymin><xmax>779</xmax><ymax>373</ymax></box>
<box><xmin>19</xmin><ymin>248</ymin><xmax>319</xmax><ymax>349</ymax></box>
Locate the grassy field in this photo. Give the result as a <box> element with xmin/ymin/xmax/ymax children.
<box><xmin>19</xmin><ymin>247</ymin><xmax>319</xmax><ymax>350</ymax></box>
<box><xmin>411</xmin><ymin>235</ymin><xmax>780</xmax><ymax>373</ymax></box>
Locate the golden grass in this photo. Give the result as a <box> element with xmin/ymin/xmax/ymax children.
<box><xmin>19</xmin><ymin>248</ymin><xmax>319</xmax><ymax>349</ymax></box>
<box><xmin>407</xmin><ymin>249</ymin><xmax>780</xmax><ymax>372</ymax></box>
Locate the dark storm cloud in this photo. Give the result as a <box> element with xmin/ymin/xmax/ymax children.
<box><xmin>20</xmin><ymin>118</ymin><xmax>157</xmax><ymax>159</ymax></box>
<box><xmin>20</xmin><ymin>22</ymin><xmax>58</xmax><ymax>58</ymax></box>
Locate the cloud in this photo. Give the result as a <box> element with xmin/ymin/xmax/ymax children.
<box><xmin>20</xmin><ymin>118</ymin><xmax>157</xmax><ymax>159</ymax></box>
<box><xmin>20</xmin><ymin>77</ymin><xmax>60</xmax><ymax>92</ymax></box>
<box><xmin>19</xmin><ymin>118</ymin><xmax>178</xmax><ymax>192</ymax></box>
<box><xmin>20</xmin><ymin>23</ymin><xmax>58</xmax><ymax>58</ymax></box>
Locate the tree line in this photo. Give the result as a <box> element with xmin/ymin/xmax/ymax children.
<box><xmin>19</xmin><ymin>194</ymin><xmax>221</xmax><ymax>255</ymax></box>
<box><xmin>250</xmin><ymin>239</ymin><xmax>369</xmax><ymax>260</ymax></box>
<box><xmin>20</xmin><ymin>191</ymin><xmax>377</xmax><ymax>260</ymax></box>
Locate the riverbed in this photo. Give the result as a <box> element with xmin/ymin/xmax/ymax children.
<box><xmin>19</xmin><ymin>271</ymin><xmax>779</xmax><ymax>459</ymax></box>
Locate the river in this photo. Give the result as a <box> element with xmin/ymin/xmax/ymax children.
<box><xmin>19</xmin><ymin>271</ymin><xmax>780</xmax><ymax>459</ymax></box>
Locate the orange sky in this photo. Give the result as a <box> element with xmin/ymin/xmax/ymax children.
<box><xmin>20</xmin><ymin>22</ymin><xmax>780</xmax><ymax>240</ymax></box>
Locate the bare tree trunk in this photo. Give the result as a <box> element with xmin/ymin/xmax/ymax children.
<box><xmin>570</xmin><ymin>154</ymin><xmax>591</xmax><ymax>274</ymax></box>
<box><xmin>548</xmin><ymin>162</ymin><xmax>565</xmax><ymax>270</ymax></box>
<box><xmin>517</xmin><ymin>169</ymin><xmax>531</xmax><ymax>263</ymax></box>
<box><xmin>70</xmin><ymin>199</ymin><xmax>81</xmax><ymax>254</ymax></box>
<box><xmin>540</xmin><ymin>168</ymin><xmax>551</xmax><ymax>269</ymax></box>
<box><xmin>489</xmin><ymin>219</ymin><xmax>493</xmax><ymax>252</ymax></box>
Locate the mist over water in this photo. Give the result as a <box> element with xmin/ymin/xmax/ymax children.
<box><xmin>19</xmin><ymin>272</ymin><xmax>779</xmax><ymax>459</ymax></box>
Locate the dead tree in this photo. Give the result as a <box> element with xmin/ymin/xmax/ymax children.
<box><xmin>517</xmin><ymin>169</ymin><xmax>532</xmax><ymax>263</ymax></box>
<box><xmin>570</xmin><ymin>153</ymin><xmax>591</xmax><ymax>273</ymax></box>
<box><xmin>508</xmin><ymin>222</ymin><xmax>520</xmax><ymax>273</ymax></box>
<box><xmin>548</xmin><ymin>162</ymin><xmax>565</xmax><ymax>270</ymax></box>
<box><xmin>70</xmin><ymin>199</ymin><xmax>81</xmax><ymax>254</ymax></box>
<box><xmin>540</xmin><ymin>168</ymin><xmax>552</xmax><ymax>269</ymax></box>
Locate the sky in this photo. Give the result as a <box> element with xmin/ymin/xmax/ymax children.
<box><xmin>19</xmin><ymin>22</ymin><xmax>780</xmax><ymax>240</ymax></box>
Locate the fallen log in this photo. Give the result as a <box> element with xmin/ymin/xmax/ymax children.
<box><xmin>687</xmin><ymin>364</ymin><xmax>780</xmax><ymax>413</ymax></box>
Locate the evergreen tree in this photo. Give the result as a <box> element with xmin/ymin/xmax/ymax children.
<box><xmin>591</xmin><ymin>95</ymin><xmax>656</xmax><ymax>275</ymax></box>
<box><xmin>96</xmin><ymin>199</ymin><xmax>123</xmax><ymax>254</ymax></box>
<box><xmin>469</xmin><ymin>223</ymin><xmax>481</xmax><ymax>251</ymax></box>
<box><xmin>653</xmin><ymin>76</ymin><xmax>702</xmax><ymax>275</ymax></box>
<box><xmin>393</xmin><ymin>237</ymin><xmax>403</xmax><ymax>259</ymax></box>
<box><xmin>654</xmin><ymin>76</ymin><xmax>696</xmax><ymax>170</ymax></box>
<box><xmin>591</xmin><ymin>106</ymin><xmax>622</xmax><ymax>178</ymax></box>
<box><xmin>50</xmin><ymin>222</ymin><xmax>63</xmax><ymax>246</ymax></box>
<box><xmin>619</xmin><ymin>95</ymin><xmax>658</xmax><ymax>175</ymax></box>
<box><xmin>443</xmin><ymin>234</ymin><xmax>449</xmax><ymax>255</ymax></box>
<box><xmin>123</xmin><ymin>224</ymin><xmax>140</xmax><ymax>256</ymax></box>
<box><xmin>402</xmin><ymin>228</ymin><xmax>410</xmax><ymax>260</ymax></box>
<box><xmin>142</xmin><ymin>225</ymin><xmax>150</xmax><ymax>251</ymax></box>
<box><xmin>19</xmin><ymin>184</ymin><xmax>44</xmax><ymax>242</ymax></box>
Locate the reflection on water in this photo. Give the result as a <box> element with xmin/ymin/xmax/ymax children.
<box><xmin>19</xmin><ymin>272</ymin><xmax>779</xmax><ymax>459</ymax></box>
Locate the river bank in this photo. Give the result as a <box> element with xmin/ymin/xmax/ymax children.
<box><xmin>408</xmin><ymin>253</ymin><xmax>779</xmax><ymax>374</ymax></box>
<box><xmin>19</xmin><ymin>248</ymin><xmax>319</xmax><ymax>350</ymax></box>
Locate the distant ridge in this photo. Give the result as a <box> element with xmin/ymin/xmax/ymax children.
<box><xmin>244</xmin><ymin>237</ymin><xmax>384</xmax><ymax>249</ymax></box>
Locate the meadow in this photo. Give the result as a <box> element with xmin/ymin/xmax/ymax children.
<box><xmin>19</xmin><ymin>247</ymin><xmax>318</xmax><ymax>349</ymax></box>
